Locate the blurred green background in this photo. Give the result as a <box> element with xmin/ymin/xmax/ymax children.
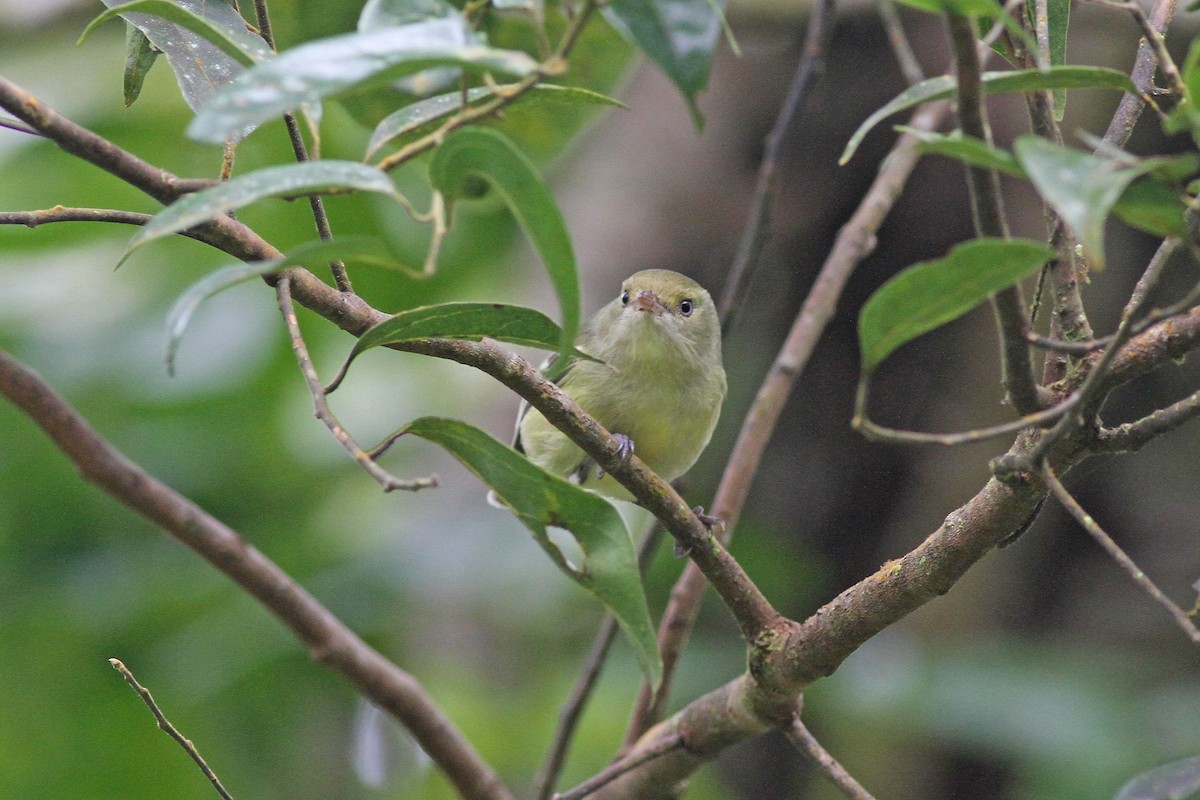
<box><xmin>3</xmin><ymin>2</ymin><xmax>1200</xmax><ymax>799</ymax></box>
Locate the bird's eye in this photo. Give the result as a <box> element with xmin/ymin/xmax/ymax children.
<box><xmin>621</xmin><ymin>290</ymin><xmax>630</xmax><ymax>306</ymax></box>
<box><xmin>679</xmin><ymin>299</ymin><xmax>694</xmax><ymax>317</ymax></box>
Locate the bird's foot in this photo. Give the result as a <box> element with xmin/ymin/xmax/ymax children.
<box><xmin>673</xmin><ymin>506</ymin><xmax>726</xmax><ymax>557</ymax></box>
<box><xmin>596</xmin><ymin>433</ymin><xmax>634</xmax><ymax>479</ymax></box>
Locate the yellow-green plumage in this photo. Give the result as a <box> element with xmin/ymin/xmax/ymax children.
<box><xmin>516</xmin><ymin>269</ymin><xmax>726</xmax><ymax>500</ymax></box>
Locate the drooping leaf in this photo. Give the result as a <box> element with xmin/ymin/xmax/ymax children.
<box><xmin>1013</xmin><ymin>137</ymin><xmax>1186</xmax><ymax>269</ymax></box>
<box><xmin>90</xmin><ymin>0</ymin><xmax>269</xmax><ymax>114</ymax></box>
<box><xmin>122</xmin><ymin>22</ymin><xmax>159</xmax><ymax>107</ymax></box>
<box><xmin>900</xmin><ymin>128</ymin><xmax>1025</xmax><ymax>177</ymax></box>
<box><xmin>859</xmin><ymin>238</ymin><xmax>1052</xmax><ymax>373</ymax></box>
<box><xmin>366</xmin><ymin>84</ymin><xmax>625</xmax><ymax>160</ymax></box>
<box><xmin>1114</xmin><ymin>754</ymin><xmax>1200</xmax><ymax>800</ymax></box>
<box><xmin>165</xmin><ymin>236</ymin><xmax>410</xmax><ymax>374</ymax></box>
<box><xmin>429</xmin><ymin>128</ymin><xmax>580</xmax><ymax>361</ymax></box>
<box><xmin>326</xmin><ymin>302</ymin><xmax>585</xmax><ymax>391</ymax></box>
<box><xmin>124</xmin><ymin>161</ymin><xmax>400</xmax><ymax>261</ymax></box>
<box><xmin>841</xmin><ymin>67</ymin><xmax>1136</xmax><ymax>164</ymax></box>
<box><xmin>401</xmin><ymin>416</ymin><xmax>662</xmax><ymax>690</ymax></box>
<box><xmin>187</xmin><ymin>20</ymin><xmax>537</xmax><ymax>144</ymax></box>
<box><xmin>604</xmin><ymin>0</ymin><xmax>723</xmax><ymax>127</ymax></box>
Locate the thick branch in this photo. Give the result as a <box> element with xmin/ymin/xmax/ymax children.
<box><xmin>0</xmin><ymin>349</ymin><xmax>512</xmax><ymax>800</ymax></box>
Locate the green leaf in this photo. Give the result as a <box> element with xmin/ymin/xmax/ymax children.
<box><xmin>841</xmin><ymin>67</ymin><xmax>1136</xmax><ymax>165</ymax></box>
<box><xmin>366</xmin><ymin>84</ymin><xmax>625</xmax><ymax>161</ymax></box>
<box><xmin>402</xmin><ymin>417</ymin><xmax>661</xmax><ymax>690</ymax></box>
<box><xmin>122</xmin><ymin>22</ymin><xmax>159</xmax><ymax>107</ymax></box>
<box><xmin>124</xmin><ymin>161</ymin><xmax>400</xmax><ymax>261</ymax></box>
<box><xmin>1013</xmin><ymin>136</ymin><xmax>1180</xmax><ymax>269</ymax></box>
<box><xmin>81</xmin><ymin>0</ymin><xmax>258</xmax><ymax>67</ymax></box>
<box><xmin>187</xmin><ymin>20</ymin><xmax>537</xmax><ymax>144</ymax></box>
<box><xmin>429</xmin><ymin>128</ymin><xmax>580</xmax><ymax>361</ymax></box>
<box><xmin>92</xmin><ymin>0</ymin><xmax>270</xmax><ymax>114</ymax></box>
<box><xmin>1047</xmin><ymin>0</ymin><xmax>1070</xmax><ymax>118</ymax></box>
<box><xmin>605</xmin><ymin>0</ymin><xmax>723</xmax><ymax>127</ymax></box>
<box><xmin>900</xmin><ymin>128</ymin><xmax>1025</xmax><ymax>177</ymax></box>
<box><xmin>165</xmin><ymin>236</ymin><xmax>410</xmax><ymax>375</ymax></box>
<box><xmin>893</xmin><ymin>0</ymin><xmax>1001</xmax><ymax>17</ymax></box>
<box><xmin>1114</xmin><ymin>754</ymin><xmax>1200</xmax><ymax>800</ymax></box>
<box><xmin>358</xmin><ymin>0</ymin><xmax>462</xmax><ymax>29</ymax></box>
<box><xmin>1112</xmin><ymin>177</ymin><xmax>1190</xmax><ymax>238</ymax></box>
<box><xmin>859</xmin><ymin>238</ymin><xmax>1052</xmax><ymax>373</ymax></box>
<box><xmin>326</xmin><ymin>302</ymin><xmax>583</xmax><ymax>391</ymax></box>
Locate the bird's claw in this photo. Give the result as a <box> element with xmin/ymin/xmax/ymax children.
<box><xmin>673</xmin><ymin>506</ymin><xmax>725</xmax><ymax>557</ymax></box>
<box><xmin>596</xmin><ymin>433</ymin><xmax>635</xmax><ymax>479</ymax></box>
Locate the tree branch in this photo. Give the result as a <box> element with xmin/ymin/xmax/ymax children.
<box><xmin>786</xmin><ymin>715</ymin><xmax>878</xmax><ymax>800</ymax></box>
<box><xmin>0</xmin><ymin>348</ymin><xmax>513</xmax><ymax>800</ymax></box>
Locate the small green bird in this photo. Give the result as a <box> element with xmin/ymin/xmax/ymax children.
<box><xmin>515</xmin><ymin>269</ymin><xmax>726</xmax><ymax>499</ymax></box>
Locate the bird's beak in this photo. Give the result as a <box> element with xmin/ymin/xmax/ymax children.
<box><xmin>634</xmin><ymin>290</ymin><xmax>667</xmax><ymax>316</ymax></box>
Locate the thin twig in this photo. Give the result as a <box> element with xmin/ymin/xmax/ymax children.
<box><xmin>0</xmin><ymin>349</ymin><xmax>510</xmax><ymax>800</ymax></box>
<box><xmin>276</xmin><ymin>277</ymin><xmax>438</xmax><ymax>492</ymax></box>
<box><xmin>0</xmin><ymin>114</ymin><xmax>41</xmax><ymax>135</ymax></box>
<box><xmin>622</xmin><ymin>98</ymin><xmax>954</xmax><ymax>748</ymax></box>
<box><xmin>852</xmin><ymin>389</ymin><xmax>1078</xmax><ymax>446</ymax></box>
<box><xmin>718</xmin><ymin>0</ymin><xmax>836</xmax><ymax>333</ymax></box>
<box><xmin>1100</xmin><ymin>0</ymin><xmax>1182</xmax><ymax>146</ymax></box>
<box><xmin>948</xmin><ymin>13</ymin><xmax>1049</xmax><ymax>416</ymax></box>
<box><xmin>1093</xmin><ymin>388</ymin><xmax>1200</xmax><ymax>452</ymax></box>
<box><xmin>533</xmin><ymin>526</ymin><xmax>664</xmax><ymax>800</ymax></box>
<box><xmin>109</xmin><ymin>659</ymin><xmax>237</xmax><ymax>800</ymax></box>
<box><xmin>1025</xmin><ymin>331</ymin><xmax>1109</xmax><ymax>354</ymax></box>
<box><xmin>786</xmin><ymin>715</ymin><xmax>877</xmax><ymax>800</ymax></box>
<box><xmin>553</xmin><ymin>733</ymin><xmax>684</xmax><ymax>800</ymax></box>
<box><xmin>1041</xmin><ymin>466</ymin><xmax>1200</xmax><ymax>642</ymax></box>
<box><xmin>252</xmin><ymin>0</ymin><xmax>353</xmax><ymax>293</ymax></box>
<box><xmin>876</xmin><ymin>0</ymin><xmax>924</xmax><ymax>86</ymax></box>
<box><xmin>1092</xmin><ymin>0</ymin><xmax>1186</xmax><ymax>99</ymax></box>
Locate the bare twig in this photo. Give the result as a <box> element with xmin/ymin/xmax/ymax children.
<box><xmin>276</xmin><ymin>277</ymin><xmax>437</xmax><ymax>492</ymax></box>
<box><xmin>252</xmin><ymin>0</ymin><xmax>353</xmax><ymax>293</ymax></box>
<box><xmin>1100</xmin><ymin>0</ymin><xmax>1181</xmax><ymax>146</ymax></box>
<box><xmin>876</xmin><ymin>0</ymin><xmax>924</xmax><ymax>86</ymax></box>
<box><xmin>622</xmin><ymin>97</ymin><xmax>954</xmax><ymax>748</ymax></box>
<box><xmin>718</xmin><ymin>0</ymin><xmax>836</xmax><ymax>333</ymax></box>
<box><xmin>109</xmin><ymin>658</ymin><xmax>237</xmax><ymax>800</ymax></box>
<box><xmin>0</xmin><ymin>114</ymin><xmax>41</xmax><ymax>135</ymax></box>
<box><xmin>554</xmin><ymin>733</ymin><xmax>683</xmax><ymax>800</ymax></box>
<box><xmin>1041</xmin><ymin>466</ymin><xmax>1200</xmax><ymax>642</ymax></box>
<box><xmin>0</xmin><ymin>348</ymin><xmax>511</xmax><ymax>800</ymax></box>
<box><xmin>534</xmin><ymin>527</ymin><xmax>664</xmax><ymax>800</ymax></box>
<box><xmin>852</xmin><ymin>387</ymin><xmax>1078</xmax><ymax>446</ymax></box>
<box><xmin>948</xmin><ymin>13</ymin><xmax>1049</xmax><ymax>415</ymax></box>
<box><xmin>1093</xmin><ymin>388</ymin><xmax>1200</xmax><ymax>452</ymax></box>
<box><xmin>787</xmin><ymin>715</ymin><xmax>877</xmax><ymax>800</ymax></box>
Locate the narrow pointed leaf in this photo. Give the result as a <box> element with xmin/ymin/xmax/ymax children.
<box><xmin>1112</xmin><ymin>178</ymin><xmax>1189</xmax><ymax>238</ymax></box>
<box><xmin>402</xmin><ymin>416</ymin><xmax>662</xmax><ymax>689</ymax></box>
<box><xmin>893</xmin><ymin>0</ymin><xmax>1001</xmax><ymax>16</ymax></box>
<box><xmin>366</xmin><ymin>84</ymin><xmax>625</xmax><ymax>161</ymax></box>
<box><xmin>188</xmin><ymin>20</ymin><xmax>537</xmax><ymax>143</ymax></box>
<box><xmin>841</xmin><ymin>67</ymin><xmax>1135</xmax><ymax>165</ymax></box>
<box><xmin>165</xmin><ymin>236</ymin><xmax>410</xmax><ymax>375</ymax></box>
<box><xmin>901</xmin><ymin>128</ymin><xmax>1025</xmax><ymax>177</ymax></box>
<box><xmin>1114</xmin><ymin>754</ymin><xmax>1200</xmax><ymax>800</ymax></box>
<box><xmin>605</xmin><ymin>0</ymin><xmax>723</xmax><ymax>126</ymax></box>
<box><xmin>125</xmin><ymin>161</ymin><xmax>399</xmax><ymax>259</ymax></box>
<box><xmin>122</xmin><ymin>22</ymin><xmax>159</xmax><ymax>107</ymax></box>
<box><xmin>327</xmin><ymin>302</ymin><xmax>585</xmax><ymax>391</ymax></box>
<box><xmin>1048</xmin><ymin>0</ymin><xmax>1070</xmax><ymax>118</ymax></box>
<box><xmin>429</xmin><ymin>128</ymin><xmax>580</xmax><ymax>361</ymax></box>
<box><xmin>859</xmin><ymin>238</ymin><xmax>1052</xmax><ymax>373</ymax></box>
